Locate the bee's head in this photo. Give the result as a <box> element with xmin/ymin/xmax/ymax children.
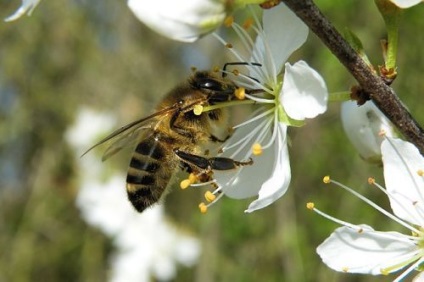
<box><xmin>191</xmin><ymin>71</ymin><xmax>236</xmax><ymax>104</ymax></box>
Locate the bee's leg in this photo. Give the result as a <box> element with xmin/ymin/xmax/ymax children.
<box><xmin>174</xmin><ymin>149</ymin><xmax>253</xmax><ymax>171</ymax></box>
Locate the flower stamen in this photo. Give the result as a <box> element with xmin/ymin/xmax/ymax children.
<box><xmin>205</xmin><ymin>191</ymin><xmax>216</xmax><ymax>202</ymax></box>
<box><xmin>235</xmin><ymin>87</ymin><xmax>245</xmax><ymax>100</ymax></box>
<box><xmin>193</xmin><ymin>105</ymin><xmax>203</xmax><ymax>115</ymax></box>
<box><xmin>252</xmin><ymin>143</ymin><xmax>263</xmax><ymax>156</ymax></box>
<box><xmin>224</xmin><ymin>16</ymin><xmax>234</xmax><ymax>27</ymax></box>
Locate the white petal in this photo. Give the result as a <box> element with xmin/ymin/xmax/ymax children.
<box><xmin>381</xmin><ymin>137</ymin><xmax>424</xmax><ymax>226</ymax></box>
<box><xmin>341</xmin><ymin>100</ymin><xmax>396</xmax><ymax>161</ymax></box>
<box><xmin>245</xmin><ymin>123</ymin><xmax>291</xmax><ymax>213</ymax></box>
<box><xmin>5</xmin><ymin>0</ymin><xmax>41</xmax><ymax>22</ymax></box>
<box><xmin>127</xmin><ymin>0</ymin><xmax>226</xmax><ymax>42</ymax></box>
<box><xmin>281</xmin><ymin>61</ymin><xmax>328</xmax><ymax>120</ymax></box>
<box><xmin>254</xmin><ymin>3</ymin><xmax>308</xmax><ymax>75</ymax></box>
<box><xmin>215</xmin><ymin>116</ymin><xmax>275</xmax><ymax>199</ymax></box>
<box><xmin>390</xmin><ymin>0</ymin><xmax>422</xmax><ymax>8</ymax></box>
<box><xmin>317</xmin><ymin>225</ymin><xmax>418</xmax><ymax>275</ymax></box>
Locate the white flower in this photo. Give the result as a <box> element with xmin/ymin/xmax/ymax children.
<box><xmin>196</xmin><ymin>4</ymin><xmax>327</xmax><ymax>213</ymax></box>
<box><xmin>390</xmin><ymin>0</ymin><xmax>423</xmax><ymax>8</ymax></box>
<box><xmin>341</xmin><ymin>100</ymin><xmax>396</xmax><ymax>162</ymax></box>
<box><xmin>5</xmin><ymin>0</ymin><xmax>41</xmax><ymax>22</ymax></box>
<box><xmin>312</xmin><ymin>137</ymin><xmax>424</xmax><ymax>281</ymax></box>
<box><xmin>127</xmin><ymin>0</ymin><xmax>260</xmax><ymax>42</ymax></box>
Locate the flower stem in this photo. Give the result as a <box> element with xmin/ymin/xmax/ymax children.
<box><xmin>375</xmin><ymin>0</ymin><xmax>402</xmax><ymax>78</ymax></box>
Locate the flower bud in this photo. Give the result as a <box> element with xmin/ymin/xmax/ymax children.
<box><xmin>341</xmin><ymin>100</ymin><xmax>396</xmax><ymax>162</ymax></box>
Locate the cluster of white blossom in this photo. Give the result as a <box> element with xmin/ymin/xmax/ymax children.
<box><xmin>65</xmin><ymin>108</ymin><xmax>200</xmax><ymax>282</ymax></box>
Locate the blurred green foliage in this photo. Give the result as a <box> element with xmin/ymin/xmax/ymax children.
<box><xmin>0</xmin><ymin>0</ymin><xmax>423</xmax><ymax>281</ymax></box>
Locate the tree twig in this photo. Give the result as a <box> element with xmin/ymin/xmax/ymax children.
<box><xmin>282</xmin><ymin>0</ymin><xmax>424</xmax><ymax>154</ymax></box>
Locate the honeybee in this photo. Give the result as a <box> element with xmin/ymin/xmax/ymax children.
<box><xmin>84</xmin><ymin>70</ymin><xmax>255</xmax><ymax>212</ymax></box>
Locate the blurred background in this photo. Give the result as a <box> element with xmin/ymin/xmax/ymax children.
<box><xmin>1</xmin><ymin>0</ymin><xmax>424</xmax><ymax>281</ymax></box>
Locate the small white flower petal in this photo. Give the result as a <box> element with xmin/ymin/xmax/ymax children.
<box><xmin>245</xmin><ymin>123</ymin><xmax>291</xmax><ymax>213</ymax></box>
<box><xmin>382</xmin><ymin>137</ymin><xmax>424</xmax><ymax>226</ymax></box>
<box><xmin>254</xmin><ymin>4</ymin><xmax>308</xmax><ymax>76</ymax></box>
<box><xmin>341</xmin><ymin>100</ymin><xmax>396</xmax><ymax>161</ymax></box>
<box><xmin>5</xmin><ymin>0</ymin><xmax>41</xmax><ymax>22</ymax></box>
<box><xmin>317</xmin><ymin>225</ymin><xmax>418</xmax><ymax>275</ymax></box>
<box><xmin>127</xmin><ymin>0</ymin><xmax>226</xmax><ymax>42</ymax></box>
<box><xmin>281</xmin><ymin>61</ymin><xmax>328</xmax><ymax>120</ymax></box>
<box><xmin>390</xmin><ymin>0</ymin><xmax>422</xmax><ymax>8</ymax></box>
<box><xmin>216</xmin><ymin>117</ymin><xmax>275</xmax><ymax>199</ymax></box>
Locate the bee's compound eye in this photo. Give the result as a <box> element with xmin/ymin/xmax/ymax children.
<box><xmin>197</xmin><ymin>78</ymin><xmax>223</xmax><ymax>92</ymax></box>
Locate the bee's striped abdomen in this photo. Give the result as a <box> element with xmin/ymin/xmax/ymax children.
<box><xmin>126</xmin><ymin>137</ymin><xmax>171</xmax><ymax>212</ymax></box>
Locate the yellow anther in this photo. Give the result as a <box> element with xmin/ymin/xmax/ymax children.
<box><xmin>235</xmin><ymin>87</ymin><xmax>245</xmax><ymax>100</ymax></box>
<box><xmin>418</xmin><ymin>169</ymin><xmax>424</xmax><ymax>176</ymax></box>
<box><xmin>204</xmin><ymin>191</ymin><xmax>216</xmax><ymax>202</ymax></box>
<box><xmin>212</xmin><ymin>66</ymin><xmax>220</xmax><ymax>73</ymax></box>
<box><xmin>357</xmin><ymin>228</ymin><xmax>364</xmax><ymax>233</ymax></box>
<box><xmin>193</xmin><ymin>105</ymin><xmax>203</xmax><ymax>115</ymax></box>
<box><xmin>232</xmin><ymin>69</ymin><xmax>240</xmax><ymax>76</ymax></box>
<box><xmin>225</xmin><ymin>43</ymin><xmax>233</xmax><ymax>49</ymax></box>
<box><xmin>380</xmin><ymin>268</ymin><xmax>390</xmax><ymax>275</ymax></box>
<box><xmin>368</xmin><ymin>177</ymin><xmax>375</xmax><ymax>185</ymax></box>
<box><xmin>242</xmin><ymin>18</ymin><xmax>254</xmax><ymax>30</ymax></box>
<box><xmin>306</xmin><ymin>202</ymin><xmax>315</xmax><ymax>210</ymax></box>
<box><xmin>188</xmin><ymin>173</ymin><xmax>198</xmax><ymax>183</ymax></box>
<box><xmin>342</xmin><ymin>267</ymin><xmax>349</xmax><ymax>273</ymax></box>
<box><xmin>190</xmin><ymin>66</ymin><xmax>197</xmax><ymax>73</ymax></box>
<box><xmin>252</xmin><ymin>143</ymin><xmax>262</xmax><ymax>156</ymax></box>
<box><xmin>378</xmin><ymin>129</ymin><xmax>386</xmax><ymax>137</ymax></box>
<box><xmin>323</xmin><ymin>176</ymin><xmax>331</xmax><ymax>184</ymax></box>
<box><xmin>224</xmin><ymin>16</ymin><xmax>234</xmax><ymax>27</ymax></box>
<box><xmin>199</xmin><ymin>202</ymin><xmax>208</xmax><ymax>214</ymax></box>
<box><xmin>180</xmin><ymin>179</ymin><xmax>191</xmax><ymax>189</ymax></box>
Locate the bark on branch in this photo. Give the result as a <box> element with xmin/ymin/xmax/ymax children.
<box><xmin>282</xmin><ymin>0</ymin><xmax>424</xmax><ymax>154</ymax></box>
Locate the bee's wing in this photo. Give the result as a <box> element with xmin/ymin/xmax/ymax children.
<box><xmin>101</xmin><ymin>124</ymin><xmax>152</xmax><ymax>161</ymax></box>
<box><xmin>81</xmin><ymin>105</ymin><xmax>177</xmax><ymax>160</ymax></box>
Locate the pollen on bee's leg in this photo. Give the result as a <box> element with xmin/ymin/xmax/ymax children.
<box><xmin>252</xmin><ymin>143</ymin><xmax>262</xmax><ymax>156</ymax></box>
<box><xmin>193</xmin><ymin>105</ymin><xmax>203</xmax><ymax>116</ymax></box>
<box><xmin>235</xmin><ymin>87</ymin><xmax>245</xmax><ymax>100</ymax></box>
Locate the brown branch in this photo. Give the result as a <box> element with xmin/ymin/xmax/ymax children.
<box><xmin>282</xmin><ymin>0</ymin><xmax>424</xmax><ymax>154</ymax></box>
